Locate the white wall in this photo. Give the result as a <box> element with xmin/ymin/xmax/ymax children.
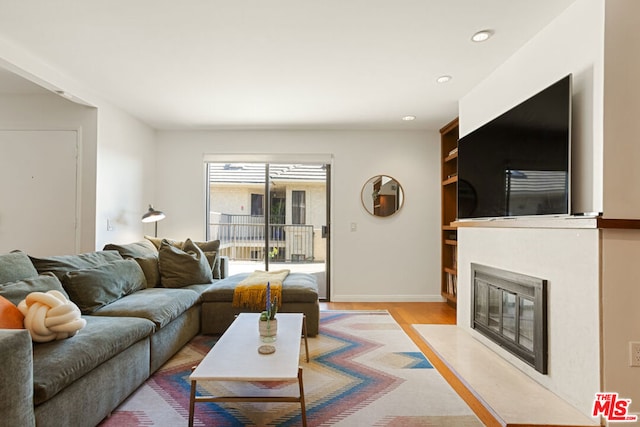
<box><xmin>94</xmin><ymin>104</ymin><xmax>157</xmax><ymax>250</ymax></box>
<box><xmin>601</xmin><ymin>229</ymin><xmax>640</xmax><ymax>414</ymax></box>
<box><xmin>602</xmin><ymin>0</ymin><xmax>640</xmax><ymax>218</ymax></box>
<box><xmin>600</xmin><ymin>0</ymin><xmax>640</xmax><ymax>414</ymax></box>
<box><xmin>155</xmin><ymin>129</ymin><xmax>442</xmax><ymax>301</ymax></box>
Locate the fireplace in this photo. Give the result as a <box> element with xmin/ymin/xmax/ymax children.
<box><xmin>471</xmin><ymin>263</ymin><xmax>548</xmax><ymax>374</ymax></box>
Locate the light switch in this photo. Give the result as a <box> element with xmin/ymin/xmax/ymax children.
<box><xmin>350</xmin><ymin>222</ymin><xmax>357</xmax><ymax>232</ymax></box>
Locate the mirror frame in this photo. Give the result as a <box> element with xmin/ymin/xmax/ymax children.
<box><xmin>361</xmin><ymin>175</ymin><xmax>404</xmax><ymax>217</ymax></box>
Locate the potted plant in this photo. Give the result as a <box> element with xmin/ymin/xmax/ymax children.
<box><xmin>259</xmin><ymin>282</ymin><xmax>278</xmax><ymax>341</ymax></box>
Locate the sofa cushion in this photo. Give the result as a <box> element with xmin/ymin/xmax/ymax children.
<box><xmin>0</xmin><ymin>250</ymin><xmax>39</xmax><ymax>283</ymax></box>
<box><xmin>201</xmin><ymin>272</ymin><xmax>319</xmax><ymax>303</ymax></box>
<box><xmin>0</xmin><ymin>272</ymin><xmax>70</xmax><ymax>306</ymax></box>
<box><xmin>0</xmin><ymin>295</ymin><xmax>24</xmax><ymax>329</ymax></box>
<box><xmin>158</xmin><ymin>238</ymin><xmax>213</xmax><ymax>288</ymax></box>
<box><xmin>31</xmin><ymin>315</ymin><xmax>154</xmax><ymax>405</ymax></box>
<box><xmin>30</xmin><ymin>250</ymin><xmax>124</xmax><ymax>281</ymax></box>
<box><xmin>61</xmin><ymin>259</ymin><xmax>147</xmax><ymax>314</ymax></box>
<box><xmin>91</xmin><ymin>287</ymin><xmax>200</xmax><ymax>329</ymax></box>
<box><xmin>103</xmin><ymin>240</ymin><xmax>160</xmax><ymax>288</ymax></box>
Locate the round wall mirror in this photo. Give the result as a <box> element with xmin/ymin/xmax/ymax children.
<box><xmin>361</xmin><ymin>175</ymin><xmax>404</xmax><ymax>217</ymax></box>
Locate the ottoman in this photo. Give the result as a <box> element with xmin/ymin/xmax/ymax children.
<box><xmin>200</xmin><ymin>272</ymin><xmax>320</xmax><ymax>336</ymax></box>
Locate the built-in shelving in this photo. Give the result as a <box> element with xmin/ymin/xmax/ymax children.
<box><xmin>440</xmin><ymin>117</ymin><xmax>459</xmax><ymax>306</ymax></box>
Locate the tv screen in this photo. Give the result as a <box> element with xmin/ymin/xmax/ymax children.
<box><xmin>457</xmin><ymin>74</ymin><xmax>571</xmax><ymax>220</ymax></box>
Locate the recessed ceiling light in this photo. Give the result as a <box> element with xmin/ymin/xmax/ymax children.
<box><xmin>436</xmin><ymin>75</ymin><xmax>452</xmax><ymax>84</ymax></box>
<box><xmin>472</xmin><ymin>29</ymin><xmax>494</xmax><ymax>42</ymax></box>
<box><xmin>402</xmin><ymin>115</ymin><xmax>416</xmax><ymax>121</ymax></box>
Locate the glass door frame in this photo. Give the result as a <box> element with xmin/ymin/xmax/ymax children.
<box><xmin>204</xmin><ymin>154</ymin><xmax>332</xmax><ymax>301</ymax></box>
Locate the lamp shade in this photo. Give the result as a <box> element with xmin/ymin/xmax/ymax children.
<box><xmin>141</xmin><ymin>205</ymin><xmax>166</xmax><ymax>223</ymax></box>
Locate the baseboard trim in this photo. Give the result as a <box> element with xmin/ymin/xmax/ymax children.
<box><xmin>330</xmin><ymin>294</ymin><xmax>445</xmax><ymax>302</ymax></box>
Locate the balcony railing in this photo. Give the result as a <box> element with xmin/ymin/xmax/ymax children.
<box><xmin>209</xmin><ymin>214</ymin><xmax>314</xmax><ymax>262</ymax></box>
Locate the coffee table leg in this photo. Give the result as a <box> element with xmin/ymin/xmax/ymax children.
<box><xmin>188</xmin><ymin>379</ymin><xmax>197</xmax><ymax>427</ymax></box>
<box><xmin>302</xmin><ymin>315</ymin><xmax>309</xmax><ymax>362</ymax></box>
<box><xmin>298</xmin><ymin>367</ymin><xmax>307</xmax><ymax>427</ymax></box>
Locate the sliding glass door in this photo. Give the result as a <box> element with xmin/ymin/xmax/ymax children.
<box><xmin>206</xmin><ymin>161</ymin><xmax>329</xmax><ymax>299</ymax></box>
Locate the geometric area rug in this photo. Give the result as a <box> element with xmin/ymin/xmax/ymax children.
<box><xmin>99</xmin><ymin>311</ymin><xmax>482</xmax><ymax>426</ymax></box>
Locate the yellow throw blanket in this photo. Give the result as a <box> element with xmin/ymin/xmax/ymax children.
<box><xmin>232</xmin><ymin>269</ymin><xmax>289</xmax><ymax>311</ymax></box>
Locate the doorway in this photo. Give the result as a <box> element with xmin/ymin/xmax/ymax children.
<box><xmin>206</xmin><ymin>161</ymin><xmax>330</xmax><ymax>300</ymax></box>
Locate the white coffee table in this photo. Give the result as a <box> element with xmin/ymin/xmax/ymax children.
<box><xmin>188</xmin><ymin>313</ymin><xmax>309</xmax><ymax>427</ymax></box>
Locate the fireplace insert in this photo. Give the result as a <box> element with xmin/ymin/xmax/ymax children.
<box><xmin>471</xmin><ymin>263</ymin><xmax>548</xmax><ymax>374</ymax></box>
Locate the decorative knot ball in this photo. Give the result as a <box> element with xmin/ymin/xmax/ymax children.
<box><xmin>18</xmin><ymin>290</ymin><xmax>86</xmax><ymax>342</ymax></box>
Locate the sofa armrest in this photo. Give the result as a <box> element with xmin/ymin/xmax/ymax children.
<box><xmin>219</xmin><ymin>256</ymin><xmax>229</xmax><ymax>279</ymax></box>
<box><xmin>0</xmin><ymin>329</ymin><xmax>36</xmax><ymax>426</ymax></box>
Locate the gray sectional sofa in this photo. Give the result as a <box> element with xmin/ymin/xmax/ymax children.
<box><xmin>0</xmin><ymin>239</ymin><xmax>225</xmax><ymax>427</ymax></box>
<box><xmin>0</xmin><ymin>238</ymin><xmax>319</xmax><ymax>427</ymax></box>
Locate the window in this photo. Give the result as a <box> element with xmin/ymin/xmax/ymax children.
<box><xmin>251</xmin><ymin>193</ymin><xmax>264</xmax><ymax>216</ymax></box>
<box><xmin>292</xmin><ymin>190</ymin><xmax>306</xmax><ymax>224</ymax></box>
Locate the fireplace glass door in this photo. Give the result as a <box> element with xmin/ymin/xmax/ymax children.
<box><xmin>471</xmin><ymin>263</ymin><xmax>547</xmax><ymax>374</ymax></box>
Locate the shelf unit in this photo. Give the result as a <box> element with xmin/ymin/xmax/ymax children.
<box><xmin>440</xmin><ymin>117</ymin><xmax>459</xmax><ymax>305</ymax></box>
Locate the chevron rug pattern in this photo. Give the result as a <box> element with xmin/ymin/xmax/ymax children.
<box><xmin>100</xmin><ymin>311</ymin><xmax>481</xmax><ymax>426</ymax></box>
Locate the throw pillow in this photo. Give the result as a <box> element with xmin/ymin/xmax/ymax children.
<box><xmin>0</xmin><ymin>272</ymin><xmax>70</xmax><ymax>306</ymax></box>
<box><xmin>146</xmin><ymin>236</ymin><xmax>222</xmax><ymax>279</ymax></box>
<box><xmin>18</xmin><ymin>290</ymin><xmax>86</xmax><ymax>342</ymax></box>
<box><xmin>0</xmin><ymin>250</ymin><xmax>39</xmax><ymax>283</ymax></box>
<box><xmin>132</xmin><ymin>255</ymin><xmax>161</xmax><ymax>288</ymax></box>
<box><xmin>0</xmin><ymin>295</ymin><xmax>24</xmax><ymax>329</ymax></box>
<box><xmin>103</xmin><ymin>240</ymin><xmax>160</xmax><ymax>288</ymax></box>
<box><xmin>158</xmin><ymin>238</ymin><xmax>213</xmax><ymax>288</ymax></box>
<box><xmin>29</xmin><ymin>250</ymin><xmax>124</xmax><ymax>281</ymax></box>
<box><xmin>194</xmin><ymin>239</ymin><xmax>221</xmax><ymax>279</ymax></box>
<box><xmin>145</xmin><ymin>235</ymin><xmax>182</xmax><ymax>250</ymax></box>
<box><xmin>61</xmin><ymin>259</ymin><xmax>146</xmax><ymax>314</ymax></box>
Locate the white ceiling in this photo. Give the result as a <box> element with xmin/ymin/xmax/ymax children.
<box><xmin>0</xmin><ymin>0</ymin><xmax>577</xmax><ymax>130</ymax></box>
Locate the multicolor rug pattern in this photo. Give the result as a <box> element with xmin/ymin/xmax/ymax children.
<box><xmin>100</xmin><ymin>311</ymin><xmax>481</xmax><ymax>426</ymax></box>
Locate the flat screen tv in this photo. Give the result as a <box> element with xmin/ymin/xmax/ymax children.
<box><xmin>457</xmin><ymin>74</ymin><xmax>571</xmax><ymax>220</ymax></box>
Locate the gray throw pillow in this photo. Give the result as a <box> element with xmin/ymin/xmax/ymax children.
<box><xmin>194</xmin><ymin>240</ymin><xmax>221</xmax><ymax>279</ymax></box>
<box><xmin>0</xmin><ymin>272</ymin><xmax>69</xmax><ymax>306</ymax></box>
<box><xmin>158</xmin><ymin>238</ymin><xmax>213</xmax><ymax>288</ymax></box>
<box><xmin>103</xmin><ymin>240</ymin><xmax>160</xmax><ymax>288</ymax></box>
<box><xmin>0</xmin><ymin>251</ymin><xmax>39</xmax><ymax>283</ymax></box>
<box><xmin>144</xmin><ymin>236</ymin><xmax>221</xmax><ymax>279</ymax></box>
<box><xmin>61</xmin><ymin>259</ymin><xmax>146</xmax><ymax>314</ymax></box>
<box><xmin>29</xmin><ymin>250</ymin><xmax>124</xmax><ymax>281</ymax></box>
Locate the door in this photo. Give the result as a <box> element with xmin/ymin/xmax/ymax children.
<box><xmin>206</xmin><ymin>161</ymin><xmax>330</xmax><ymax>299</ymax></box>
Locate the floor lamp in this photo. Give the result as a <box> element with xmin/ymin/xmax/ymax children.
<box><xmin>141</xmin><ymin>205</ymin><xmax>166</xmax><ymax>237</ymax></box>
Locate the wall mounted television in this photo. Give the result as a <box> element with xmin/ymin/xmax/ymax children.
<box><xmin>457</xmin><ymin>74</ymin><xmax>572</xmax><ymax>220</ymax></box>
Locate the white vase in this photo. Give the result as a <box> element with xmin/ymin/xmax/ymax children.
<box><xmin>259</xmin><ymin>318</ymin><xmax>277</xmax><ymax>342</ymax></box>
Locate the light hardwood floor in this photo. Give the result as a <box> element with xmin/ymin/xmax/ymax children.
<box><xmin>320</xmin><ymin>302</ymin><xmax>500</xmax><ymax>427</ymax></box>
